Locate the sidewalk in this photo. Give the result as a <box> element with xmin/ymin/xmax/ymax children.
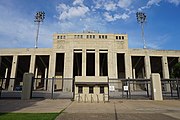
<box><xmin>56</xmin><ymin>100</ymin><xmax>180</xmax><ymax>120</ymax></box>
<box><xmin>0</xmin><ymin>99</ymin><xmax>180</xmax><ymax>120</ymax></box>
<box><xmin>0</xmin><ymin>99</ymin><xmax>72</xmax><ymax>113</ymax></box>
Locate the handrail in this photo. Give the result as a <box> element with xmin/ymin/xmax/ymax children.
<box><xmin>84</xmin><ymin>94</ymin><xmax>86</xmax><ymax>103</ymax></box>
<box><xmin>96</xmin><ymin>94</ymin><xmax>99</xmax><ymax>103</ymax></box>
<box><xmin>103</xmin><ymin>93</ymin><xmax>109</xmax><ymax>102</ymax></box>
<box><xmin>78</xmin><ymin>93</ymin><xmax>80</xmax><ymax>102</ymax></box>
<box><xmin>75</xmin><ymin>93</ymin><xmax>83</xmax><ymax>102</ymax></box>
<box><xmin>91</xmin><ymin>94</ymin><xmax>94</xmax><ymax>103</ymax></box>
<box><xmin>103</xmin><ymin>93</ymin><xmax>105</xmax><ymax>102</ymax></box>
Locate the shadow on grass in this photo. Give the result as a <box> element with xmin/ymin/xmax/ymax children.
<box><xmin>0</xmin><ymin>113</ymin><xmax>59</xmax><ymax>120</ymax></box>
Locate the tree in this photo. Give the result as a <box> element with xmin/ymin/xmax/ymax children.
<box><xmin>171</xmin><ymin>62</ymin><xmax>180</xmax><ymax>78</ymax></box>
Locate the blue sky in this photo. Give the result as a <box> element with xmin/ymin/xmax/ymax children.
<box><xmin>0</xmin><ymin>0</ymin><xmax>180</xmax><ymax>50</ymax></box>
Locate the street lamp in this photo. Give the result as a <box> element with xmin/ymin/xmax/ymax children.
<box><xmin>34</xmin><ymin>11</ymin><xmax>45</xmax><ymax>48</ymax></box>
<box><xmin>136</xmin><ymin>12</ymin><xmax>147</xmax><ymax>49</ymax></box>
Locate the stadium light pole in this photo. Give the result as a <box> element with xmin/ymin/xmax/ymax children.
<box><xmin>34</xmin><ymin>11</ymin><xmax>45</xmax><ymax>48</ymax></box>
<box><xmin>136</xmin><ymin>12</ymin><xmax>147</xmax><ymax>49</ymax></box>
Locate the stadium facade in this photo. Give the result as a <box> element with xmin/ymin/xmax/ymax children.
<box><xmin>0</xmin><ymin>32</ymin><xmax>180</xmax><ymax>101</ymax></box>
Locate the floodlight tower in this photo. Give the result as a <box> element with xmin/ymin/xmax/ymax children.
<box><xmin>136</xmin><ymin>12</ymin><xmax>147</xmax><ymax>49</ymax></box>
<box><xmin>34</xmin><ymin>11</ymin><xmax>45</xmax><ymax>48</ymax></box>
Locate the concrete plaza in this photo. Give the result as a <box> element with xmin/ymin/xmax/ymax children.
<box><xmin>0</xmin><ymin>99</ymin><xmax>180</xmax><ymax>120</ymax></box>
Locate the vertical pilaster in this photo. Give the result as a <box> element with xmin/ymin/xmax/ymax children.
<box><xmin>34</xmin><ymin>68</ymin><xmax>38</xmax><ymax>90</ymax></box>
<box><xmin>178</xmin><ymin>57</ymin><xmax>180</xmax><ymax>62</ymax></box>
<box><xmin>95</xmin><ymin>49</ymin><xmax>99</xmax><ymax>76</ymax></box>
<box><xmin>108</xmin><ymin>51</ymin><xmax>118</xmax><ymax>78</ymax></box>
<box><xmin>114</xmin><ymin>53</ymin><xmax>118</xmax><ymax>78</ymax></box>
<box><xmin>145</xmin><ymin>55</ymin><xmax>151</xmax><ymax>79</ymax></box>
<box><xmin>48</xmin><ymin>53</ymin><xmax>56</xmax><ymax>92</ymax></box>
<box><xmin>133</xmin><ymin>68</ymin><xmax>136</xmax><ymax>79</ymax></box>
<box><xmin>125</xmin><ymin>53</ymin><xmax>132</xmax><ymax>79</ymax></box>
<box><xmin>2</xmin><ymin>68</ymin><xmax>8</xmax><ymax>89</ymax></box>
<box><xmin>162</xmin><ymin>56</ymin><xmax>169</xmax><ymax>79</ymax></box>
<box><xmin>8</xmin><ymin>55</ymin><xmax>18</xmax><ymax>91</ymax></box>
<box><xmin>63</xmin><ymin>50</ymin><xmax>73</xmax><ymax>92</ymax></box>
<box><xmin>44</xmin><ymin>67</ymin><xmax>48</xmax><ymax>90</ymax></box>
<box><xmin>162</xmin><ymin>56</ymin><xmax>170</xmax><ymax>91</ymax></box>
<box><xmin>82</xmin><ymin>49</ymin><xmax>86</xmax><ymax>76</ymax></box>
<box><xmin>29</xmin><ymin>55</ymin><xmax>36</xmax><ymax>73</ymax></box>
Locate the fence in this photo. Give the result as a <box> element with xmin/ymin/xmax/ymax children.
<box><xmin>109</xmin><ymin>78</ymin><xmax>151</xmax><ymax>100</ymax></box>
<box><xmin>0</xmin><ymin>77</ymin><xmax>74</xmax><ymax>99</ymax></box>
<box><xmin>161</xmin><ymin>78</ymin><xmax>180</xmax><ymax>99</ymax></box>
<box><xmin>0</xmin><ymin>77</ymin><xmax>180</xmax><ymax>100</ymax></box>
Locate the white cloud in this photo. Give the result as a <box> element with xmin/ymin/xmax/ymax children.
<box><xmin>92</xmin><ymin>0</ymin><xmax>117</xmax><ymax>11</ymax></box>
<box><xmin>103</xmin><ymin>12</ymin><xmax>114</xmax><ymax>22</ymax></box>
<box><xmin>120</xmin><ymin>13</ymin><xmax>130</xmax><ymax>20</ymax></box>
<box><xmin>167</xmin><ymin>0</ymin><xmax>180</xmax><ymax>5</ymax></box>
<box><xmin>114</xmin><ymin>13</ymin><xmax>130</xmax><ymax>20</ymax></box>
<box><xmin>104</xmin><ymin>1</ymin><xmax>117</xmax><ymax>11</ymax></box>
<box><xmin>118</xmin><ymin>0</ymin><xmax>132</xmax><ymax>8</ymax></box>
<box><xmin>147</xmin><ymin>0</ymin><xmax>162</xmax><ymax>6</ymax></box>
<box><xmin>73</xmin><ymin>0</ymin><xmax>84</xmax><ymax>5</ymax></box>
<box><xmin>138</xmin><ymin>0</ymin><xmax>180</xmax><ymax>11</ymax></box>
<box><xmin>56</xmin><ymin>1</ymin><xmax>89</xmax><ymax>21</ymax></box>
<box><xmin>138</xmin><ymin>0</ymin><xmax>162</xmax><ymax>11</ymax></box>
<box><xmin>93</xmin><ymin>0</ymin><xmax>106</xmax><ymax>9</ymax></box>
<box><xmin>56</xmin><ymin>3</ymin><xmax>69</xmax><ymax>11</ymax></box>
<box><xmin>103</xmin><ymin>12</ymin><xmax>129</xmax><ymax>22</ymax></box>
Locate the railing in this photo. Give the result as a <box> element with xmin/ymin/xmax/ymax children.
<box><xmin>76</xmin><ymin>93</ymin><xmax>83</xmax><ymax>103</ymax></box>
<box><xmin>91</xmin><ymin>94</ymin><xmax>94</xmax><ymax>103</ymax></box>
<box><xmin>96</xmin><ymin>94</ymin><xmax>99</xmax><ymax>103</ymax></box>
<box><xmin>161</xmin><ymin>78</ymin><xmax>180</xmax><ymax>99</ymax></box>
<box><xmin>84</xmin><ymin>94</ymin><xmax>88</xmax><ymax>103</ymax></box>
<box><xmin>103</xmin><ymin>94</ymin><xmax>109</xmax><ymax>103</ymax></box>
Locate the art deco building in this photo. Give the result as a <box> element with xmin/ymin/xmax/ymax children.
<box><xmin>0</xmin><ymin>32</ymin><xmax>180</xmax><ymax>100</ymax></box>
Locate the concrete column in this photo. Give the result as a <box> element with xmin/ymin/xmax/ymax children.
<box><xmin>162</xmin><ymin>56</ymin><xmax>170</xmax><ymax>91</ymax></box>
<box><xmin>63</xmin><ymin>50</ymin><xmax>73</xmax><ymax>92</ymax></box>
<box><xmin>125</xmin><ymin>53</ymin><xmax>132</xmax><ymax>79</ymax></box>
<box><xmin>48</xmin><ymin>53</ymin><xmax>56</xmax><ymax>92</ymax></box>
<box><xmin>95</xmin><ymin>50</ymin><xmax>99</xmax><ymax>76</ymax></box>
<box><xmin>162</xmin><ymin>56</ymin><xmax>169</xmax><ymax>79</ymax></box>
<box><xmin>8</xmin><ymin>55</ymin><xmax>18</xmax><ymax>91</ymax></box>
<box><xmin>145</xmin><ymin>55</ymin><xmax>151</xmax><ymax>79</ymax></box>
<box><xmin>124</xmin><ymin>53</ymin><xmax>133</xmax><ymax>91</ymax></box>
<box><xmin>2</xmin><ymin>68</ymin><xmax>8</xmax><ymax>89</ymax></box>
<box><xmin>132</xmin><ymin>68</ymin><xmax>136</xmax><ymax>90</ymax></box>
<box><xmin>151</xmin><ymin>73</ymin><xmax>163</xmax><ymax>100</ymax></box>
<box><xmin>21</xmin><ymin>73</ymin><xmax>33</xmax><ymax>100</ymax></box>
<box><xmin>29</xmin><ymin>55</ymin><xmax>36</xmax><ymax>73</ymax></box>
<box><xmin>114</xmin><ymin>53</ymin><xmax>118</xmax><ymax>78</ymax></box>
<box><xmin>82</xmin><ymin>49</ymin><xmax>86</xmax><ymax>76</ymax></box>
<box><xmin>133</xmin><ymin>68</ymin><xmax>136</xmax><ymax>79</ymax></box>
<box><xmin>44</xmin><ymin>67</ymin><xmax>48</xmax><ymax>90</ymax></box>
<box><xmin>34</xmin><ymin>68</ymin><xmax>38</xmax><ymax>90</ymax></box>
<box><xmin>108</xmin><ymin>51</ymin><xmax>118</xmax><ymax>78</ymax></box>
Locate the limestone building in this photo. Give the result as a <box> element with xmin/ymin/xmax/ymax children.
<box><xmin>0</xmin><ymin>32</ymin><xmax>180</xmax><ymax>101</ymax></box>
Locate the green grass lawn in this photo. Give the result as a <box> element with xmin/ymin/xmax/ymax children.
<box><xmin>0</xmin><ymin>113</ymin><xmax>59</xmax><ymax>120</ymax></box>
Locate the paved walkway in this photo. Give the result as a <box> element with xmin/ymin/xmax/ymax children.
<box><xmin>0</xmin><ymin>99</ymin><xmax>180</xmax><ymax>120</ymax></box>
<box><xmin>0</xmin><ymin>99</ymin><xmax>72</xmax><ymax>113</ymax></box>
<box><xmin>56</xmin><ymin>100</ymin><xmax>180</xmax><ymax>120</ymax></box>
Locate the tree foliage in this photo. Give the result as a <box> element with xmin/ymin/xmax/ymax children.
<box><xmin>171</xmin><ymin>62</ymin><xmax>180</xmax><ymax>78</ymax></box>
